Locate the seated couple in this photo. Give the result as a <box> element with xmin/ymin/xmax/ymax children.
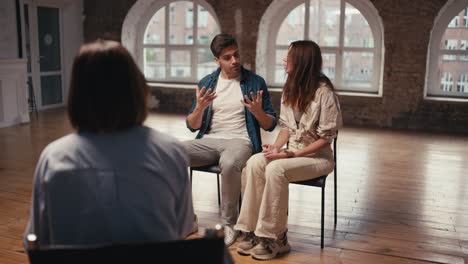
<box><xmin>183</xmin><ymin>34</ymin><xmax>342</xmax><ymax>261</ymax></box>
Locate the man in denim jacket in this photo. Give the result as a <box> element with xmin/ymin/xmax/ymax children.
<box><xmin>183</xmin><ymin>33</ymin><xmax>277</xmax><ymax>247</ymax></box>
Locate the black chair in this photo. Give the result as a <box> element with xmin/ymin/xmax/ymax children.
<box><xmin>190</xmin><ymin>164</ymin><xmax>242</xmax><ymax>211</ymax></box>
<box><xmin>190</xmin><ymin>164</ymin><xmax>222</xmax><ymax>206</ymax></box>
<box><xmin>290</xmin><ymin>136</ymin><xmax>338</xmax><ymax>249</ymax></box>
<box><xmin>25</xmin><ymin>226</ymin><xmax>227</xmax><ymax>264</ymax></box>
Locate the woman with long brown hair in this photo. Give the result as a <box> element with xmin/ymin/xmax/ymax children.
<box><xmin>234</xmin><ymin>40</ymin><xmax>342</xmax><ymax>261</ymax></box>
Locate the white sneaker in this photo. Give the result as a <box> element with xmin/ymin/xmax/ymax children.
<box><xmin>236</xmin><ymin>232</ymin><xmax>259</xmax><ymax>256</ymax></box>
<box><xmin>224</xmin><ymin>225</ymin><xmax>240</xmax><ymax>247</ymax></box>
<box><xmin>251</xmin><ymin>231</ymin><xmax>291</xmax><ymax>261</ymax></box>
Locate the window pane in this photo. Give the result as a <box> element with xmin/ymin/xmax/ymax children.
<box><xmin>170</xmin><ymin>50</ymin><xmax>191</xmax><ymax>78</ymax></box>
<box><xmin>322</xmin><ymin>53</ymin><xmax>336</xmax><ymax>79</ymax></box>
<box><xmin>144</xmin><ymin>48</ymin><xmax>165</xmax><ymax>79</ymax></box>
<box><xmin>464</xmin><ymin>7</ymin><xmax>468</xmax><ymax>27</ymax></box>
<box><xmin>41</xmin><ymin>75</ymin><xmax>62</xmax><ymax>105</ymax></box>
<box><xmin>309</xmin><ymin>0</ymin><xmax>340</xmax><ymax>47</ymax></box>
<box><xmin>144</xmin><ymin>6</ymin><xmax>165</xmax><ymax>44</ymax></box>
<box><xmin>457</xmin><ymin>73</ymin><xmax>468</xmax><ymax>92</ymax></box>
<box><xmin>437</xmin><ymin>55</ymin><xmax>467</xmax><ymax>92</ymax></box>
<box><xmin>440</xmin><ymin>7</ymin><xmax>468</xmax><ymax>50</ymax></box>
<box><xmin>37</xmin><ymin>7</ymin><xmax>61</xmax><ymax>72</ymax></box>
<box><xmin>275</xmin><ymin>49</ymin><xmax>288</xmax><ymax>83</ymax></box>
<box><xmin>344</xmin><ymin>3</ymin><xmax>374</xmax><ymax>48</ymax></box>
<box><xmin>427</xmin><ymin>6</ymin><xmax>468</xmax><ymax>98</ymax></box>
<box><xmin>276</xmin><ymin>4</ymin><xmax>305</xmax><ymax>45</ymax></box>
<box><xmin>197</xmin><ymin>48</ymin><xmax>216</xmax><ymax>79</ymax></box>
<box><xmin>440</xmin><ymin>8</ymin><xmax>468</xmax><ymax>61</ymax></box>
<box><xmin>460</xmin><ymin>40</ymin><xmax>468</xmax><ymax>60</ymax></box>
<box><xmin>439</xmin><ymin>72</ymin><xmax>454</xmax><ymax>92</ymax></box>
<box><xmin>197</xmin><ymin>5</ymin><xmax>220</xmax><ymax>44</ymax></box>
<box><xmin>169</xmin><ymin>1</ymin><xmax>193</xmax><ymax>45</ymax></box>
<box><xmin>342</xmin><ymin>52</ymin><xmax>373</xmax><ymax>88</ymax></box>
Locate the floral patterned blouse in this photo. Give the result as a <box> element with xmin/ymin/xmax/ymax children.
<box><xmin>279</xmin><ymin>84</ymin><xmax>342</xmax><ymax>159</ymax></box>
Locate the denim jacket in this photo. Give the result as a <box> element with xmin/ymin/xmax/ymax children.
<box><xmin>186</xmin><ymin>67</ymin><xmax>277</xmax><ymax>154</ymax></box>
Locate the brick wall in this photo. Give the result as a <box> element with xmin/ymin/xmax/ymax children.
<box><xmin>83</xmin><ymin>0</ymin><xmax>468</xmax><ymax>134</ymax></box>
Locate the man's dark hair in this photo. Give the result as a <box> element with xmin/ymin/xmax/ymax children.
<box><xmin>210</xmin><ymin>33</ymin><xmax>238</xmax><ymax>58</ymax></box>
<box><xmin>68</xmin><ymin>40</ymin><xmax>149</xmax><ymax>133</ymax></box>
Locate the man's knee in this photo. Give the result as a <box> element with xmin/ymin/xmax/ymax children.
<box><xmin>179</xmin><ymin>140</ymin><xmax>195</xmax><ymax>153</ymax></box>
<box><xmin>219</xmin><ymin>157</ymin><xmax>245</xmax><ymax>173</ymax></box>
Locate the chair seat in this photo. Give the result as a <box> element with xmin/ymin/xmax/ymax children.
<box><xmin>291</xmin><ymin>175</ymin><xmax>327</xmax><ymax>187</ymax></box>
<box><xmin>191</xmin><ymin>165</ymin><xmax>221</xmax><ymax>174</ymax></box>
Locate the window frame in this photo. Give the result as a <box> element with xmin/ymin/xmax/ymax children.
<box><xmin>136</xmin><ymin>0</ymin><xmax>220</xmax><ymax>84</ymax></box>
<box><xmin>263</xmin><ymin>0</ymin><xmax>384</xmax><ymax>95</ymax></box>
<box><xmin>425</xmin><ymin>0</ymin><xmax>468</xmax><ymax>101</ymax></box>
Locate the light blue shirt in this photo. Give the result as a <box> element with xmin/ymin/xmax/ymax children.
<box><xmin>24</xmin><ymin>126</ymin><xmax>194</xmax><ymax>248</ymax></box>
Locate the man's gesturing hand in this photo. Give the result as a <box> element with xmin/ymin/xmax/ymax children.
<box><xmin>241</xmin><ymin>90</ymin><xmax>263</xmax><ymax>116</ymax></box>
<box><xmin>195</xmin><ymin>86</ymin><xmax>217</xmax><ymax>111</ymax></box>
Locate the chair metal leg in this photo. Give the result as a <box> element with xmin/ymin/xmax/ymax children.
<box><xmin>27</xmin><ymin>80</ymin><xmax>38</xmax><ymax>118</ymax></box>
<box><xmin>238</xmin><ymin>193</ymin><xmax>242</xmax><ymax>212</ymax></box>
<box><xmin>189</xmin><ymin>169</ymin><xmax>193</xmax><ymax>184</ymax></box>
<box><xmin>334</xmin><ymin>138</ymin><xmax>337</xmax><ymax>226</ymax></box>
<box><xmin>321</xmin><ymin>185</ymin><xmax>325</xmax><ymax>249</ymax></box>
<box><xmin>216</xmin><ymin>174</ymin><xmax>221</xmax><ymax>206</ymax></box>
<box><xmin>334</xmin><ymin>170</ymin><xmax>337</xmax><ymax>226</ymax></box>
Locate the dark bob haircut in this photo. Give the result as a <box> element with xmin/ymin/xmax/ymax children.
<box><xmin>210</xmin><ymin>33</ymin><xmax>238</xmax><ymax>58</ymax></box>
<box><xmin>68</xmin><ymin>40</ymin><xmax>149</xmax><ymax>133</ymax></box>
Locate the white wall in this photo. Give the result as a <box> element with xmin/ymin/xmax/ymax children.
<box><xmin>0</xmin><ymin>59</ymin><xmax>29</xmax><ymax>127</ymax></box>
<box><xmin>0</xmin><ymin>0</ymin><xmax>19</xmax><ymax>59</ymax></box>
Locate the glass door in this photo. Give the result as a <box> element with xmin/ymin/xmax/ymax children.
<box><xmin>23</xmin><ymin>3</ymin><xmax>64</xmax><ymax>109</ymax></box>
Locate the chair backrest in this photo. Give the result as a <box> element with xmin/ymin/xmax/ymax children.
<box><xmin>26</xmin><ymin>230</ymin><xmax>226</xmax><ymax>264</ymax></box>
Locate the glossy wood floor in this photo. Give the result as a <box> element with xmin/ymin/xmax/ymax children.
<box><xmin>1</xmin><ymin>108</ymin><xmax>467</xmax><ymax>264</ymax></box>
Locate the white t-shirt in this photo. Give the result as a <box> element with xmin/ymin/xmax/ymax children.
<box><xmin>204</xmin><ymin>75</ymin><xmax>250</xmax><ymax>141</ymax></box>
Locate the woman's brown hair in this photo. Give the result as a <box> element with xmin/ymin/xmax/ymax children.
<box><xmin>282</xmin><ymin>40</ymin><xmax>334</xmax><ymax>112</ymax></box>
<box><xmin>68</xmin><ymin>40</ymin><xmax>149</xmax><ymax>133</ymax></box>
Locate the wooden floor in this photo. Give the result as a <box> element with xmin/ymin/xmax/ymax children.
<box><xmin>1</xmin><ymin>108</ymin><xmax>467</xmax><ymax>264</ymax></box>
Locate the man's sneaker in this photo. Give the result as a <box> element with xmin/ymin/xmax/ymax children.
<box><xmin>236</xmin><ymin>232</ymin><xmax>259</xmax><ymax>256</ymax></box>
<box><xmin>251</xmin><ymin>232</ymin><xmax>291</xmax><ymax>261</ymax></box>
<box><xmin>224</xmin><ymin>225</ymin><xmax>240</xmax><ymax>247</ymax></box>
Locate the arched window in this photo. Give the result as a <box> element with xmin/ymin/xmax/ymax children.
<box><xmin>258</xmin><ymin>0</ymin><xmax>383</xmax><ymax>94</ymax></box>
<box><xmin>140</xmin><ymin>0</ymin><xmax>220</xmax><ymax>83</ymax></box>
<box><xmin>425</xmin><ymin>0</ymin><xmax>468</xmax><ymax>100</ymax></box>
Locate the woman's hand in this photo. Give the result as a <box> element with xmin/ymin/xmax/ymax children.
<box><xmin>263</xmin><ymin>144</ymin><xmax>286</xmax><ymax>160</ymax></box>
<box><xmin>264</xmin><ymin>151</ymin><xmax>289</xmax><ymax>161</ymax></box>
<box><xmin>264</xmin><ymin>147</ymin><xmax>295</xmax><ymax>161</ymax></box>
<box><xmin>262</xmin><ymin>144</ymin><xmax>279</xmax><ymax>155</ymax></box>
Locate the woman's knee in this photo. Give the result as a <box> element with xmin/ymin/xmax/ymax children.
<box><xmin>265</xmin><ymin>161</ymin><xmax>286</xmax><ymax>181</ymax></box>
<box><xmin>245</xmin><ymin>153</ymin><xmax>267</xmax><ymax>169</ymax></box>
